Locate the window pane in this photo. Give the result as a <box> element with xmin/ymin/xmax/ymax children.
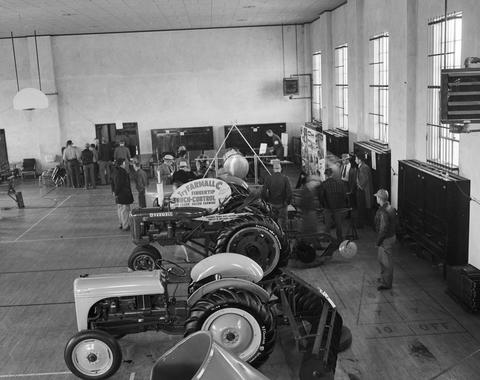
<box><xmin>426</xmin><ymin>12</ymin><xmax>462</xmax><ymax>170</ymax></box>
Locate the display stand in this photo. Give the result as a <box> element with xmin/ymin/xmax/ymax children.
<box><xmin>203</xmin><ymin>123</ymin><xmax>272</xmax><ymax>179</ymax></box>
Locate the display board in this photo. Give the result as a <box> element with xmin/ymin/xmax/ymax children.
<box><xmin>224</xmin><ymin>123</ymin><xmax>286</xmax><ymax>155</ymax></box>
<box><xmin>151</xmin><ymin>127</ymin><xmax>214</xmax><ymax>157</ymax></box>
<box><xmin>301</xmin><ymin>124</ymin><xmax>326</xmax><ymax>180</ymax></box>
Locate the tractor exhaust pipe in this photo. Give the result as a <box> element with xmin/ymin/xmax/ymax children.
<box><xmin>150</xmin><ymin>331</ymin><xmax>270</xmax><ymax>380</ymax></box>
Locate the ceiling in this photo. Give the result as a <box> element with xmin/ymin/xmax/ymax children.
<box><xmin>0</xmin><ymin>0</ymin><xmax>346</xmax><ymax>39</ymax></box>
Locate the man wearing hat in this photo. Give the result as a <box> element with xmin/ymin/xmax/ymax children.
<box><xmin>261</xmin><ymin>160</ymin><xmax>292</xmax><ymax>230</ymax></box>
<box><xmin>318</xmin><ymin>168</ymin><xmax>348</xmax><ymax>243</ymax></box>
<box><xmin>158</xmin><ymin>154</ymin><xmax>175</xmax><ymax>184</ymax></box>
<box><xmin>374</xmin><ymin>189</ymin><xmax>398</xmax><ymax>290</ymax></box>
<box><xmin>340</xmin><ymin>153</ymin><xmax>357</xmax><ymax>208</ymax></box>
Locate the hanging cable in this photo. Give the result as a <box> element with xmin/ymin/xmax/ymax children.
<box><xmin>295</xmin><ymin>24</ymin><xmax>299</xmax><ymax>75</ymax></box>
<box><xmin>34</xmin><ymin>30</ymin><xmax>42</xmax><ymax>91</ymax></box>
<box><xmin>11</xmin><ymin>32</ymin><xmax>20</xmax><ymax>92</ymax></box>
<box><xmin>281</xmin><ymin>25</ymin><xmax>285</xmax><ymax>78</ymax></box>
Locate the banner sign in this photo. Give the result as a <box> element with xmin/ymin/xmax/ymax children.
<box><xmin>193</xmin><ymin>212</ymin><xmax>251</xmax><ymax>223</ymax></box>
<box><xmin>170</xmin><ymin>178</ymin><xmax>232</xmax><ymax>210</ymax></box>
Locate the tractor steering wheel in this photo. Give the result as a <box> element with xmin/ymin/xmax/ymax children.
<box><xmin>156</xmin><ymin>259</ymin><xmax>187</xmax><ymax>278</ymax></box>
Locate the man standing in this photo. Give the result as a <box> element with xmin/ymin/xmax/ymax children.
<box><xmin>374</xmin><ymin>189</ymin><xmax>397</xmax><ymax>290</ymax></box>
<box><xmin>111</xmin><ymin>158</ymin><xmax>134</xmax><ymax>231</ymax></box>
<box><xmin>114</xmin><ymin>140</ymin><xmax>131</xmax><ymax>162</ymax></box>
<box><xmin>97</xmin><ymin>138</ymin><xmax>113</xmax><ymax>185</ymax></box>
<box><xmin>355</xmin><ymin>154</ymin><xmax>373</xmax><ymax>227</ymax></box>
<box><xmin>261</xmin><ymin>160</ymin><xmax>292</xmax><ymax>230</ymax></box>
<box><xmin>266</xmin><ymin>129</ymin><xmax>284</xmax><ymax>160</ymax></box>
<box><xmin>132</xmin><ymin>159</ymin><xmax>148</xmax><ymax>208</ymax></box>
<box><xmin>62</xmin><ymin>140</ymin><xmax>82</xmax><ymax>188</ymax></box>
<box><xmin>81</xmin><ymin>143</ymin><xmax>96</xmax><ymax>189</ymax></box>
<box><xmin>158</xmin><ymin>154</ymin><xmax>175</xmax><ymax>184</ymax></box>
<box><xmin>318</xmin><ymin>168</ymin><xmax>348</xmax><ymax>243</ymax></box>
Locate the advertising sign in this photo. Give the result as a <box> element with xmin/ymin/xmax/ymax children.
<box><xmin>301</xmin><ymin>125</ymin><xmax>326</xmax><ymax>180</ymax></box>
<box><xmin>170</xmin><ymin>178</ymin><xmax>232</xmax><ymax>210</ymax></box>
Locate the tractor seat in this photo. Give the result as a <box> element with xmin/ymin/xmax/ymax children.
<box><xmin>172</xmin><ymin>207</ymin><xmax>208</xmax><ymax>218</ymax></box>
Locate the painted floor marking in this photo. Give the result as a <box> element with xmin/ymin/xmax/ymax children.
<box><xmin>14</xmin><ymin>195</ymin><xmax>72</xmax><ymax>242</ymax></box>
<box><xmin>0</xmin><ymin>371</ymin><xmax>71</xmax><ymax>378</ymax></box>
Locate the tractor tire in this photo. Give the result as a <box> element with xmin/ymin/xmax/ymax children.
<box><xmin>214</xmin><ymin>215</ymin><xmax>289</xmax><ymax>278</ymax></box>
<box><xmin>64</xmin><ymin>330</ymin><xmax>122</xmax><ymax>380</ymax></box>
<box><xmin>127</xmin><ymin>245</ymin><xmax>162</xmax><ymax>271</ymax></box>
<box><xmin>184</xmin><ymin>288</ymin><xmax>276</xmax><ymax>367</ymax></box>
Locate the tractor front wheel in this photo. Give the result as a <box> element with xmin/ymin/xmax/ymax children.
<box><xmin>184</xmin><ymin>288</ymin><xmax>275</xmax><ymax>367</ymax></box>
<box><xmin>127</xmin><ymin>245</ymin><xmax>162</xmax><ymax>271</ymax></box>
<box><xmin>64</xmin><ymin>330</ymin><xmax>122</xmax><ymax>380</ymax></box>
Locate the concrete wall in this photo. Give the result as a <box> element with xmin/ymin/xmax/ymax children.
<box><xmin>310</xmin><ymin>0</ymin><xmax>480</xmax><ymax>268</ymax></box>
<box><xmin>0</xmin><ymin>26</ymin><xmax>308</xmax><ymax>169</ymax></box>
<box><xmin>0</xmin><ymin>36</ymin><xmax>61</xmax><ymax>168</ymax></box>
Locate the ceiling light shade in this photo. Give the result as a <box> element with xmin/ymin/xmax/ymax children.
<box><xmin>13</xmin><ymin>88</ymin><xmax>49</xmax><ymax>110</ymax></box>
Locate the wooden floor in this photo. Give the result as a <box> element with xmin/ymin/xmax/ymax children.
<box><xmin>0</xmin><ymin>176</ymin><xmax>479</xmax><ymax>380</ymax></box>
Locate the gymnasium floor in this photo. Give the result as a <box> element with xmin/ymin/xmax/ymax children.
<box><xmin>0</xmin><ymin>176</ymin><xmax>480</xmax><ymax>380</ymax></box>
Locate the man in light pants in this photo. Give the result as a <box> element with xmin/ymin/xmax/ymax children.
<box><xmin>374</xmin><ymin>189</ymin><xmax>397</xmax><ymax>291</ymax></box>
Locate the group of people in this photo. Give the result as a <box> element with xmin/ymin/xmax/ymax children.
<box><xmin>261</xmin><ymin>153</ymin><xmax>397</xmax><ymax>291</ymax></box>
<box><xmin>62</xmin><ymin>138</ymin><xmax>148</xmax><ymax>232</ymax></box>
<box><xmin>157</xmin><ymin>146</ymin><xmax>210</xmax><ymax>189</ymax></box>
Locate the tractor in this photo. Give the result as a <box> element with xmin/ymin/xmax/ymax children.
<box><xmin>64</xmin><ymin>253</ymin><xmax>348</xmax><ymax>380</ymax></box>
<box><xmin>128</xmin><ymin>176</ymin><xmax>290</xmax><ymax>278</ymax></box>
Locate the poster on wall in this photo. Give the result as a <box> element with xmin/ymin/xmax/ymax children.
<box><xmin>301</xmin><ymin>125</ymin><xmax>326</xmax><ymax>181</ymax></box>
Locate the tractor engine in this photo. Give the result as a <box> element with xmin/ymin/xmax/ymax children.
<box><xmin>87</xmin><ymin>294</ymin><xmax>186</xmax><ymax>336</ymax></box>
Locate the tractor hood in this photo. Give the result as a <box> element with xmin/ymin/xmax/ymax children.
<box><xmin>74</xmin><ymin>270</ymin><xmax>163</xmax><ymax>300</ymax></box>
<box><xmin>190</xmin><ymin>253</ymin><xmax>263</xmax><ymax>283</ymax></box>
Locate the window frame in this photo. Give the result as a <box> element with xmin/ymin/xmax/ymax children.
<box><xmin>312</xmin><ymin>51</ymin><xmax>322</xmax><ymax>122</ymax></box>
<box><xmin>335</xmin><ymin>44</ymin><xmax>348</xmax><ymax>130</ymax></box>
<box><xmin>426</xmin><ymin>11</ymin><xmax>462</xmax><ymax>172</ymax></box>
<box><xmin>369</xmin><ymin>33</ymin><xmax>389</xmax><ymax>143</ymax></box>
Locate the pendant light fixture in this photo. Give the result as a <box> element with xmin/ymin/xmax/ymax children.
<box><xmin>11</xmin><ymin>31</ymin><xmax>49</xmax><ymax>111</ymax></box>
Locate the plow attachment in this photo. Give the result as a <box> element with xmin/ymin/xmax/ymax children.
<box><xmin>265</xmin><ymin>269</ymin><xmax>350</xmax><ymax>380</ymax></box>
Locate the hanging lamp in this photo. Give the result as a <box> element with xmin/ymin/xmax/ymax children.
<box><xmin>11</xmin><ymin>31</ymin><xmax>49</xmax><ymax>111</ymax></box>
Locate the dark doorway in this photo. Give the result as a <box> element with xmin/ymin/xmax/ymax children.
<box><xmin>95</xmin><ymin>123</ymin><xmax>116</xmax><ymax>143</ymax></box>
<box><xmin>117</xmin><ymin>122</ymin><xmax>139</xmax><ymax>158</ymax></box>
<box><xmin>0</xmin><ymin>129</ymin><xmax>9</xmax><ymax>177</ymax></box>
<box><xmin>95</xmin><ymin>122</ymin><xmax>140</xmax><ymax>158</ymax></box>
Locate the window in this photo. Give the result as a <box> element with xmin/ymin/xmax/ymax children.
<box><xmin>312</xmin><ymin>51</ymin><xmax>322</xmax><ymax>122</ymax></box>
<box><xmin>369</xmin><ymin>33</ymin><xmax>389</xmax><ymax>143</ymax></box>
<box><xmin>427</xmin><ymin>12</ymin><xmax>462</xmax><ymax>171</ymax></box>
<box><xmin>335</xmin><ymin>44</ymin><xmax>348</xmax><ymax>130</ymax></box>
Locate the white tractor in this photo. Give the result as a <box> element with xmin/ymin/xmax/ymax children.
<box><xmin>64</xmin><ymin>253</ymin><xmax>275</xmax><ymax>379</ymax></box>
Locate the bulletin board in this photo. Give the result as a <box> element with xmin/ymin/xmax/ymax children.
<box><xmin>301</xmin><ymin>124</ymin><xmax>326</xmax><ymax>180</ymax></box>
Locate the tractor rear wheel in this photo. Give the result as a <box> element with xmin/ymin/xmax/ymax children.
<box><xmin>215</xmin><ymin>215</ymin><xmax>289</xmax><ymax>278</ymax></box>
<box><xmin>127</xmin><ymin>245</ymin><xmax>162</xmax><ymax>271</ymax></box>
<box><xmin>185</xmin><ymin>288</ymin><xmax>275</xmax><ymax>367</ymax></box>
<box><xmin>64</xmin><ymin>330</ymin><xmax>122</xmax><ymax>380</ymax></box>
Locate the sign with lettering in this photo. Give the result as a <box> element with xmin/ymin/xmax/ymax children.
<box><xmin>170</xmin><ymin>178</ymin><xmax>232</xmax><ymax>210</ymax></box>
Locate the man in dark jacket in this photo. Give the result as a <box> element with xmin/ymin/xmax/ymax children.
<box><xmin>261</xmin><ymin>160</ymin><xmax>292</xmax><ymax>230</ymax></box>
<box><xmin>374</xmin><ymin>189</ymin><xmax>397</xmax><ymax>290</ymax></box>
<box><xmin>111</xmin><ymin>158</ymin><xmax>134</xmax><ymax>231</ymax></box>
<box><xmin>266</xmin><ymin>129</ymin><xmax>284</xmax><ymax>160</ymax></box>
<box><xmin>132</xmin><ymin>159</ymin><xmax>148</xmax><ymax>208</ymax></box>
<box><xmin>81</xmin><ymin>143</ymin><xmax>96</xmax><ymax>189</ymax></box>
<box><xmin>97</xmin><ymin>138</ymin><xmax>113</xmax><ymax>185</ymax></box>
<box><xmin>318</xmin><ymin>168</ymin><xmax>347</xmax><ymax>243</ymax></box>
<box><xmin>355</xmin><ymin>154</ymin><xmax>373</xmax><ymax>228</ymax></box>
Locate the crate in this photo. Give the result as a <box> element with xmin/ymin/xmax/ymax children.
<box><xmin>446</xmin><ymin>265</ymin><xmax>480</xmax><ymax>312</ymax></box>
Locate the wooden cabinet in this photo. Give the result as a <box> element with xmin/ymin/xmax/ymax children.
<box><xmin>323</xmin><ymin>129</ymin><xmax>348</xmax><ymax>158</ymax></box>
<box><xmin>398</xmin><ymin>160</ymin><xmax>470</xmax><ymax>266</ymax></box>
